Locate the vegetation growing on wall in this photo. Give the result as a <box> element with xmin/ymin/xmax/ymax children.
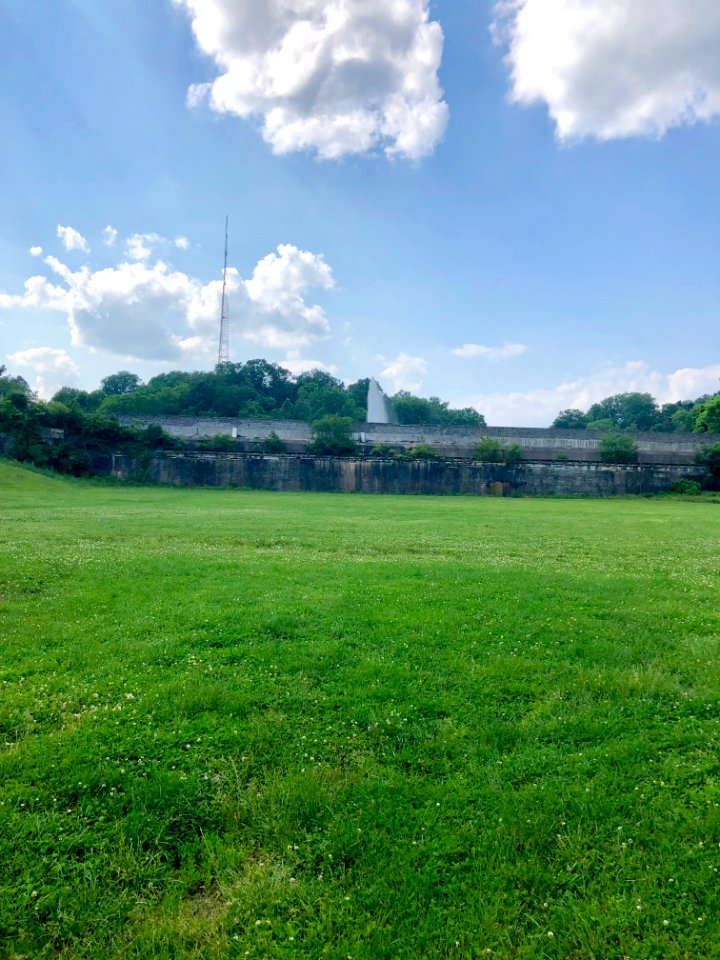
<box><xmin>307</xmin><ymin>415</ymin><xmax>357</xmax><ymax>456</ymax></box>
<box><xmin>262</xmin><ymin>430</ymin><xmax>287</xmax><ymax>453</ymax></box>
<box><xmin>401</xmin><ymin>444</ymin><xmax>439</xmax><ymax>460</ymax></box>
<box><xmin>473</xmin><ymin>438</ymin><xmax>524</xmax><ymax>463</ymax></box>
<box><xmin>598</xmin><ymin>433</ymin><xmax>640</xmax><ymax>464</ymax></box>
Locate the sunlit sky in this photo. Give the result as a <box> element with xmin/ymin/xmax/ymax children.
<box><xmin>1</xmin><ymin>0</ymin><xmax>718</xmax><ymax>425</ymax></box>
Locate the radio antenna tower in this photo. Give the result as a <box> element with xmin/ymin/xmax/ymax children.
<box><xmin>217</xmin><ymin>215</ymin><xmax>230</xmax><ymax>365</ymax></box>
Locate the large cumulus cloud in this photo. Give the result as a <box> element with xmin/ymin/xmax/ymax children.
<box><xmin>493</xmin><ymin>0</ymin><xmax>720</xmax><ymax>140</ymax></box>
<box><xmin>174</xmin><ymin>0</ymin><xmax>447</xmax><ymax>159</ymax></box>
<box><xmin>0</xmin><ymin>228</ymin><xmax>335</xmax><ymax>362</ymax></box>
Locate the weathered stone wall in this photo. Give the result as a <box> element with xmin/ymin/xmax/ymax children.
<box><xmin>105</xmin><ymin>452</ymin><xmax>709</xmax><ymax>497</ymax></box>
<box><xmin>120</xmin><ymin>415</ymin><xmax>719</xmax><ymax>464</ymax></box>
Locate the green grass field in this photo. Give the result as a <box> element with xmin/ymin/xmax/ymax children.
<box><xmin>1</xmin><ymin>460</ymin><xmax>719</xmax><ymax>959</ymax></box>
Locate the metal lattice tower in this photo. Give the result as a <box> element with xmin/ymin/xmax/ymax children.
<box><xmin>217</xmin><ymin>215</ymin><xmax>230</xmax><ymax>365</ymax></box>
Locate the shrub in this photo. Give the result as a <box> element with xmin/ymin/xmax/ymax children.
<box><xmin>473</xmin><ymin>438</ymin><xmax>523</xmax><ymax>464</ymax></box>
<box><xmin>307</xmin><ymin>415</ymin><xmax>357</xmax><ymax>456</ymax></box>
<box><xmin>196</xmin><ymin>433</ymin><xmax>238</xmax><ymax>451</ymax></box>
<box><xmin>263</xmin><ymin>431</ymin><xmax>286</xmax><ymax>453</ymax></box>
<box><xmin>598</xmin><ymin>434</ymin><xmax>639</xmax><ymax>464</ymax></box>
<box><xmin>669</xmin><ymin>479</ymin><xmax>702</xmax><ymax>495</ymax></box>
<box><xmin>695</xmin><ymin>442</ymin><xmax>720</xmax><ymax>476</ymax></box>
<box><xmin>401</xmin><ymin>444</ymin><xmax>439</xmax><ymax>460</ymax></box>
<box><xmin>369</xmin><ymin>444</ymin><xmax>397</xmax><ymax>458</ymax></box>
<box><xmin>141</xmin><ymin>423</ymin><xmax>174</xmax><ymax>450</ymax></box>
<box><xmin>473</xmin><ymin>438</ymin><xmax>505</xmax><ymax>462</ymax></box>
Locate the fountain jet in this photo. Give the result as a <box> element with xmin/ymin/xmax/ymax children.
<box><xmin>367</xmin><ymin>378</ymin><xmax>397</xmax><ymax>424</ymax></box>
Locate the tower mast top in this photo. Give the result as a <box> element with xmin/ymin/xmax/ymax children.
<box><xmin>217</xmin><ymin>215</ymin><xmax>230</xmax><ymax>365</ymax></box>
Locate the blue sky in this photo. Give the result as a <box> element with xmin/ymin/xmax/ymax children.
<box><xmin>1</xmin><ymin>0</ymin><xmax>718</xmax><ymax>425</ymax></box>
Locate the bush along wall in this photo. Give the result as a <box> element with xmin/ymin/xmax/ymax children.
<box><xmin>0</xmin><ymin>392</ymin><xmax>180</xmax><ymax>478</ymax></box>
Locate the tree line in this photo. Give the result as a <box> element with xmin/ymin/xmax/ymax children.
<box><xmin>47</xmin><ymin>364</ymin><xmax>720</xmax><ymax>434</ymax></box>
<box><xmin>551</xmin><ymin>391</ymin><xmax>720</xmax><ymax>434</ymax></box>
<box><xmin>49</xmin><ymin>361</ymin><xmax>486</xmax><ymax>427</ymax></box>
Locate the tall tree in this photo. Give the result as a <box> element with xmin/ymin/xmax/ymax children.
<box><xmin>693</xmin><ymin>395</ymin><xmax>720</xmax><ymax>433</ymax></box>
<box><xmin>586</xmin><ymin>393</ymin><xmax>660</xmax><ymax>431</ymax></box>
<box><xmin>551</xmin><ymin>409</ymin><xmax>587</xmax><ymax>429</ymax></box>
<box><xmin>100</xmin><ymin>371</ymin><xmax>143</xmax><ymax>396</ymax></box>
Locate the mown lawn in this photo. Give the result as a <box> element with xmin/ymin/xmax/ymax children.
<box><xmin>1</xmin><ymin>460</ymin><xmax>719</xmax><ymax>959</ymax></box>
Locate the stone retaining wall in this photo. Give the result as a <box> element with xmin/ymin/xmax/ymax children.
<box><xmin>120</xmin><ymin>416</ymin><xmax>719</xmax><ymax>465</ymax></box>
<box><xmin>105</xmin><ymin>452</ymin><xmax>709</xmax><ymax>498</ymax></box>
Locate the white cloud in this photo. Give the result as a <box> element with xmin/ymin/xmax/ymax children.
<box><xmin>29</xmin><ymin>246</ymin><xmax>43</xmax><ymax>257</ymax></box>
<box><xmin>174</xmin><ymin>0</ymin><xmax>448</xmax><ymax>160</ymax></box>
<box><xmin>281</xmin><ymin>351</ymin><xmax>338</xmax><ymax>377</ymax></box>
<box><xmin>0</xmin><ymin>236</ymin><xmax>335</xmax><ymax>362</ymax></box>
<box><xmin>451</xmin><ymin>341</ymin><xmax>527</xmax><ymax>360</ymax></box>
<box><xmin>456</xmin><ymin>361</ymin><xmax>720</xmax><ymax>427</ymax></box>
<box><xmin>125</xmin><ymin>233</ymin><xmax>165</xmax><ymax>262</ymax></box>
<box><xmin>103</xmin><ymin>225</ymin><xmax>118</xmax><ymax>246</ymax></box>
<box><xmin>57</xmin><ymin>225</ymin><xmax>90</xmax><ymax>253</ymax></box>
<box><xmin>493</xmin><ymin>0</ymin><xmax>720</xmax><ymax>140</ymax></box>
<box><xmin>7</xmin><ymin>347</ymin><xmax>79</xmax><ymax>399</ymax></box>
<box><xmin>175</xmin><ymin>236</ymin><xmax>190</xmax><ymax>250</ymax></box>
<box><xmin>0</xmin><ymin>273</ymin><xmax>69</xmax><ymax>312</ymax></box>
<box><xmin>380</xmin><ymin>352</ymin><xmax>428</xmax><ymax>393</ymax></box>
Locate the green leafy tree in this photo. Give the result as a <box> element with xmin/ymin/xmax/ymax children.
<box><xmin>101</xmin><ymin>371</ymin><xmax>143</xmax><ymax>396</ymax></box>
<box><xmin>552</xmin><ymin>409</ymin><xmax>587</xmax><ymax>429</ymax></box>
<box><xmin>392</xmin><ymin>392</ymin><xmax>434</xmax><ymax>424</ymax></box>
<box><xmin>307</xmin><ymin>415</ymin><xmax>357</xmax><ymax>455</ymax></box>
<box><xmin>344</xmin><ymin>378</ymin><xmax>370</xmax><ymax>420</ymax></box>
<box><xmin>51</xmin><ymin>386</ymin><xmax>103</xmax><ymax>412</ymax></box>
<box><xmin>586</xmin><ymin>393</ymin><xmax>660</xmax><ymax>431</ymax></box>
<box><xmin>443</xmin><ymin>406</ymin><xmax>486</xmax><ymax>426</ymax></box>
<box><xmin>393</xmin><ymin>391</ymin><xmax>484</xmax><ymax>426</ymax></box>
<box><xmin>295</xmin><ymin>372</ymin><xmax>360</xmax><ymax>422</ymax></box>
<box><xmin>46</xmin><ymin>361</ymin><xmax>488</xmax><ymax>427</ymax></box>
<box><xmin>667</xmin><ymin>406</ymin><xmax>694</xmax><ymax>433</ymax></box>
<box><xmin>693</xmin><ymin>395</ymin><xmax>720</xmax><ymax>434</ymax></box>
<box><xmin>0</xmin><ymin>367</ymin><xmax>32</xmax><ymax>402</ymax></box>
<box><xmin>598</xmin><ymin>434</ymin><xmax>639</xmax><ymax>463</ymax></box>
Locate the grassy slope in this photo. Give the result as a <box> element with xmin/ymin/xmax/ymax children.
<box><xmin>1</xmin><ymin>460</ymin><xmax>719</xmax><ymax>959</ymax></box>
